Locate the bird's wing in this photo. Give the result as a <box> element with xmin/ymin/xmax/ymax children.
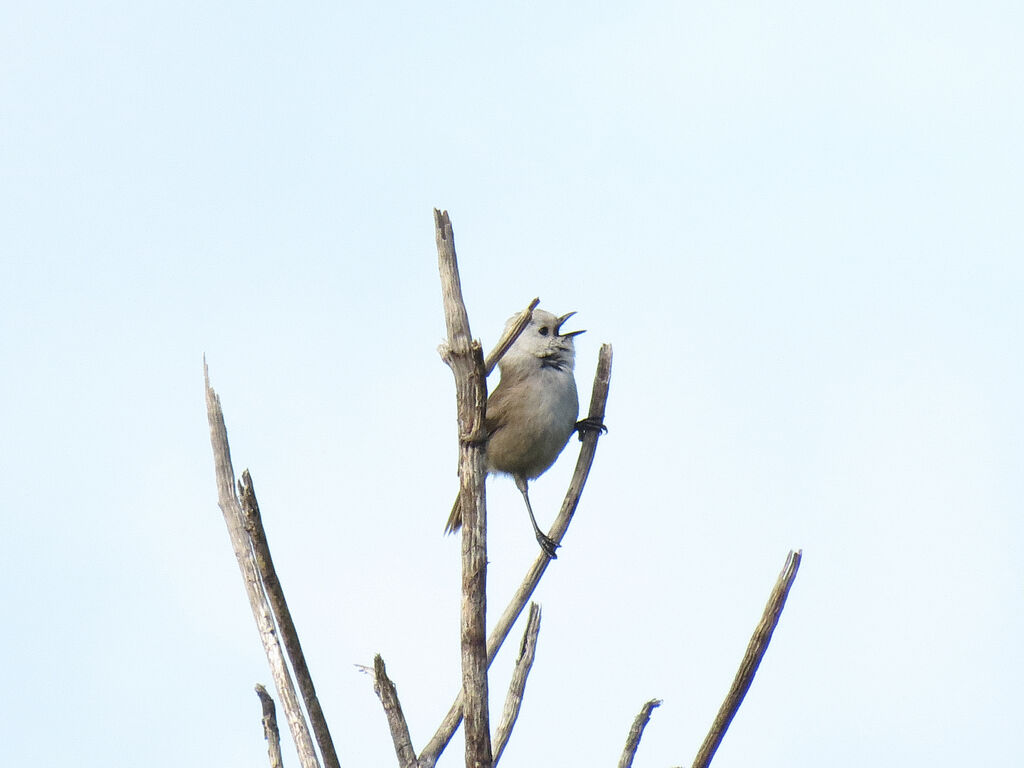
<box><xmin>484</xmin><ymin>381</ymin><xmax>514</xmax><ymax>438</ymax></box>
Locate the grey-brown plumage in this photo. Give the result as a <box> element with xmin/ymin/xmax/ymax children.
<box><xmin>445</xmin><ymin>308</ymin><xmax>583</xmax><ymax>558</ymax></box>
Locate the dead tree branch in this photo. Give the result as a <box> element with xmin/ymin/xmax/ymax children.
<box><xmin>256</xmin><ymin>684</ymin><xmax>284</xmax><ymax>768</ymax></box>
<box><xmin>240</xmin><ymin>472</ymin><xmax>341</xmax><ymax>768</ymax></box>
<box><xmin>434</xmin><ymin>208</ymin><xmax>492</xmax><ymax>768</ymax></box>
<box><xmin>691</xmin><ymin>549</ymin><xmax>803</xmax><ymax>768</ymax></box>
<box><xmin>418</xmin><ymin>344</ymin><xmax>612</xmax><ymax>767</ymax></box>
<box><xmin>372</xmin><ymin>655</ymin><xmax>417</xmax><ymax>768</ymax></box>
<box><xmin>204</xmin><ymin>362</ymin><xmax>321</xmax><ymax>768</ymax></box>
<box><xmin>619</xmin><ymin>699</ymin><xmax>661</xmax><ymax>768</ymax></box>
<box><xmin>492</xmin><ymin>603</ymin><xmax>542</xmax><ymax>766</ymax></box>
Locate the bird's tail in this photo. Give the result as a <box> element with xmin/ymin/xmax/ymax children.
<box><xmin>444</xmin><ymin>492</ymin><xmax>462</xmax><ymax>535</ymax></box>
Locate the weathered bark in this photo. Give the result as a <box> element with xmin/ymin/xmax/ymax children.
<box><xmin>692</xmin><ymin>550</ymin><xmax>803</xmax><ymax>768</ymax></box>
<box><xmin>435</xmin><ymin>209</ymin><xmax>492</xmax><ymax>768</ymax></box>
<box><xmin>372</xmin><ymin>655</ymin><xmax>417</xmax><ymax>768</ymax></box>
<box><xmin>619</xmin><ymin>699</ymin><xmax>661</xmax><ymax>768</ymax></box>
<box><xmin>492</xmin><ymin>603</ymin><xmax>542</xmax><ymax>766</ymax></box>
<box><xmin>255</xmin><ymin>684</ymin><xmax>284</xmax><ymax>768</ymax></box>
<box><xmin>240</xmin><ymin>471</ymin><xmax>341</xmax><ymax>768</ymax></box>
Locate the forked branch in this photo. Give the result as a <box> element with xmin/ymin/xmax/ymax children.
<box><xmin>204</xmin><ymin>362</ymin><xmax>321</xmax><ymax>768</ymax></box>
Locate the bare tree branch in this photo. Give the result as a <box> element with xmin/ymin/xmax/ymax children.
<box><xmin>204</xmin><ymin>361</ymin><xmax>321</xmax><ymax>768</ymax></box>
<box><xmin>618</xmin><ymin>699</ymin><xmax>661</xmax><ymax>768</ymax></box>
<box><xmin>418</xmin><ymin>344</ymin><xmax>613</xmax><ymax>768</ymax></box>
<box><xmin>256</xmin><ymin>684</ymin><xmax>284</xmax><ymax>768</ymax></box>
<box><xmin>434</xmin><ymin>208</ymin><xmax>492</xmax><ymax>768</ymax></box>
<box><xmin>492</xmin><ymin>603</ymin><xmax>542</xmax><ymax>766</ymax></box>
<box><xmin>372</xmin><ymin>655</ymin><xmax>417</xmax><ymax>768</ymax></box>
<box><xmin>239</xmin><ymin>471</ymin><xmax>341</xmax><ymax>768</ymax></box>
<box><xmin>691</xmin><ymin>549</ymin><xmax>803</xmax><ymax>768</ymax></box>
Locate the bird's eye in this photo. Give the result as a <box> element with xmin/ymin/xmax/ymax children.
<box><xmin>538</xmin><ymin>326</ymin><xmax>549</xmax><ymax>336</ymax></box>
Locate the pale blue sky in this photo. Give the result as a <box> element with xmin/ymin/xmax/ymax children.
<box><xmin>2</xmin><ymin>2</ymin><xmax>1021</xmax><ymax>766</ymax></box>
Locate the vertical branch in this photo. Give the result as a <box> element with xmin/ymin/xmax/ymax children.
<box><xmin>691</xmin><ymin>550</ymin><xmax>803</xmax><ymax>768</ymax></box>
<box><xmin>435</xmin><ymin>209</ymin><xmax>492</xmax><ymax>768</ymax></box>
<box><xmin>204</xmin><ymin>362</ymin><xmax>321</xmax><ymax>768</ymax></box>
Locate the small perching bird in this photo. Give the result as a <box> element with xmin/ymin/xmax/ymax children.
<box><xmin>445</xmin><ymin>308</ymin><xmax>591</xmax><ymax>558</ymax></box>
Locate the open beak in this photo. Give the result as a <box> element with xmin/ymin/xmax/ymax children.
<box><xmin>556</xmin><ymin>311</ymin><xmax>585</xmax><ymax>338</ymax></box>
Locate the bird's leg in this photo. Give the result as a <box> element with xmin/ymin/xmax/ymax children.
<box><xmin>514</xmin><ymin>476</ymin><xmax>559</xmax><ymax>559</ymax></box>
<box><xmin>575</xmin><ymin>417</ymin><xmax>608</xmax><ymax>440</ymax></box>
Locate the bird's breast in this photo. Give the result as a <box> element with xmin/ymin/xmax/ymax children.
<box><xmin>485</xmin><ymin>369</ymin><xmax>579</xmax><ymax>480</ymax></box>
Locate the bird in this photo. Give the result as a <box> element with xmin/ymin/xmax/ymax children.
<box><xmin>445</xmin><ymin>308</ymin><xmax>589</xmax><ymax>558</ymax></box>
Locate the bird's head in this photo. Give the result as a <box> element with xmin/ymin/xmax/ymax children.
<box><xmin>501</xmin><ymin>308</ymin><xmax>583</xmax><ymax>373</ymax></box>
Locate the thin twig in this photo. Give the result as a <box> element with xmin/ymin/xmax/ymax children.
<box><xmin>618</xmin><ymin>699</ymin><xmax>661</xmax><ymax>768</ymax></box>
<box><xmin>240</xmin><ymin>471</ymin><xmax>341</xmax><ymax>768</ymax></box>
<box><xmin>418</xmin><ymin>344</ymin><xmax>613</xmax><ymax>768</ymax></box>
<box><xmin>691</xmin><ymin>550</ymin><xmax>803</xmax><ymax>768</ymax></box>
<box><xmin>435</xmin><ymin>208</ymin><xmax>492</xmax><ymax>768</ymax></box>
<box><xmin>255</xmin><ymin>684</ymin><xmax>284</xmax><ymax>768</ymax></box>
<box><xmin>204</xmin><ymin>361</ymin><xmax>321</xmax><ymax>768</ymax></box>
<box><xmin>483</xmin><ymin>298</ymin><xmax>540</xmax><ymax>376</ymax></box>
<box><xmin>372</xmin><ymin>655</ymin><xmax>417</xmax><ymax>768</ymax></box>
<box><xmin>492</xmin><ymin>603</ymin><xmax>542</xmax><ymax>766</ymax></box>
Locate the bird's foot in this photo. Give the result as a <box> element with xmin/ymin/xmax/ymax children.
<box><xmin>536</xmin><ymin>531</ymin><xmax>560</xmax><ymax>559</ymax></box>
<box><xmin>575</xmin><ymin>417</ymin><xmax>608</xmax><ymax>441</ymax></box>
